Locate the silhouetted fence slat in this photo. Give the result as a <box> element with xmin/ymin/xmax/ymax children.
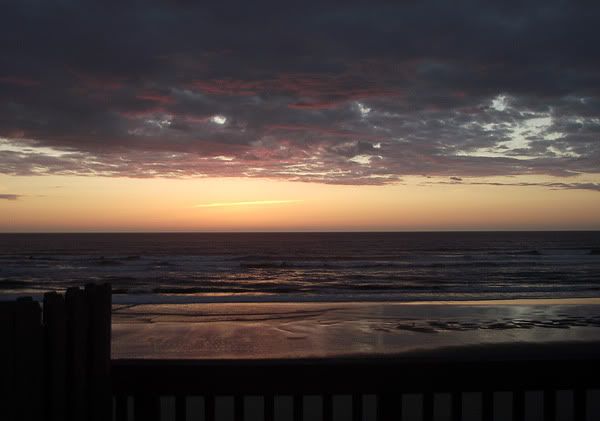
<box><xmin>44</xmin><ymin>292</ymin><xmax>67</xmax><ymax>421</ymax></box>
<box><xmin>15</xmin><ymin>297</ymin><xmax>44</xmax><ymax>421</ymax></box>
<box><xmin>423</xmin><ymin>392</ymin><xmax>434</xmax><ymax>421</ymax></box>
<box><xmin>352</xmin><ymin>393</ymin><xmax>363</xmax><ymax>421</ymax></box>
<box><xmin>205</xmin><ymin>394</ymin><xmax>216</xmax><ymax>421</ymax></box>
<box><xmin>66</xmin><ymin>287</ymin><xmax>89</xmax><ymax>421</ymax></box>
<box><xmin>482</xmin><ymin>390</ymin><xmax>494</xmax><ymax>421</ymax></box>
<box><xmin>135</xmin><ymin>395</ymin><xmax>159</xmax><ymax>421</ymax></box>
<box><xmin>293</xmin><ymin>394</ymin><xmax>303</xmax><ymax>421</ymax></box>
<box><xmin>377</xmin><ymin>392</ymin><xmax>399</xmax><ymax>421</ymax></box>
<box><xmin>264</xmin><ymin>394</ymin><xmax>275</xmax><ymax>421</ymax></box>
<box><xmin>234</xmin><ymin>394</ymin><xmax>244</xmax><ymax>421</ymax></box>
<box><xmin>323</xmin><ymin>393</ymin><xmax>333</xmax><ymax>421</ymax></box>
<box><xmin>0</xmin><ymin>302</ymin><xmax>16</xmax><ymax>421</ymax></box>
<box><xmin>86</xmin><ymin>283</ymin><xmax>112</xmax><ymax>421</ymax></box>
<box><xmin>115</xmin><ymin>395</ymin><xmax>128</xmax><ymax>421</ymax></box>
<box><xmin>544</xmin><ymin>389</ymin><xmax>556</xmax><ymax>421</ymax></box>
<box><xmin>513</xmin><ymin>389</ymin><xmax>525</xmax><ymax>421</ymax></box>
<box><xmin>574</xmin><ymin>388</ymin><xmax>586</xmax><ymax>421</ymax></box>
<box><xmin>175</xmin><ymin>395</ymin><xmax>186</xmax><ymax>421</ymax></box>
<box><xmin>451</xmin><ymin>391</ymin><xmax>462</xmax><ymax>421</ymax></box>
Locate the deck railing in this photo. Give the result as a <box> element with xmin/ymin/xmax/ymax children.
<box><xmin>111</xmin><ymin>357</ymin><xmax>600</xmax><ymax>421</ymax></box>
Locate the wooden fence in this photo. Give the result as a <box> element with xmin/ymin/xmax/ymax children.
<box><xmin>0</xmin><ymin>283</ymin><xmax>111</xmax><ymax>421</ymax></box>
<box><xmin>112</xmin><ymin>357</ymin><xmax>600</xmax><ymax>421</ymax></box>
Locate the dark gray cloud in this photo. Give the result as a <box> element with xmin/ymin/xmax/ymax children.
<box><xmin>0</xmin><ymin>194</ymin><xmax>20</xmax><ymax>200</ymax></box>
<box><xmin>0</xmin><ymin>0</ymin><xmax>599</xmax><ymax>184</ymax></box>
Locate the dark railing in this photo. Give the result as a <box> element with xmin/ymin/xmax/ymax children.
<box><xmin>112</xmin><ymin>357</ymin><xmax>600</xmax><ymax>421</ymax></box>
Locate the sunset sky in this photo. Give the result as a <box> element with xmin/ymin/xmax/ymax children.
<box><xmin>1</xmin><ymin>0</ymin><xmax>599</xmax><ymax>231</ymax></box>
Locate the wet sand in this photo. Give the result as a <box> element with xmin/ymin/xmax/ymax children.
<box><xmin>112</xmin><ymin>299</ymin><xmax>600</xmax><ymax>359</ymax></box>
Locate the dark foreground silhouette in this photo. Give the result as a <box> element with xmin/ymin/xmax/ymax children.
<box><xmin>1</xmin><ymin>284</ymin><xmax>600</xmax><ymax>420</ymax></box>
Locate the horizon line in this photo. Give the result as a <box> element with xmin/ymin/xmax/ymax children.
<box><xmin>1</xmin><ymin>229</ymin><xmax>599</xmax><ymax>234</ymax></box>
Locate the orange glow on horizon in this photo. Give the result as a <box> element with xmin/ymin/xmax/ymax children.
<box><xmin>1</xmin><ymin>174</ymin><xmax>600</xmax><ymax>232</ymax></box>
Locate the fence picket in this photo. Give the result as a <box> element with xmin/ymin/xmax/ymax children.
<box><xmin>0</xmin><ymin>302</ymin><xmax>16</xmax><ymax>421</ymax></box>
<box><xmin>513</xmin><ymin>390</ymin><xmax>525</xmax><ymax>421</ymax></box>
<box><xmin>205</xmin><ymin>395</ymin><xmax>216</xmax><ymax>421</ymax></box>
<box><xmin>323</xmin><ymin>394</ymin><xmax>333</xmax><ymax>421</ymax></box>
<box><xmin>15</xmin><ymin>298</ymin><xmax>44</xmax><ymax>421</ymax></box>
<box><xmin>66</xmin><ymin>287</ymin><xmax>89</xmax><ymax>420</ymax></box>
<box><xmin>574</xmin><ymin>389</ymin><xmax>586</xmax><ymax>421</ymax></box>
<box><xmin>293</xmin><ymin>394</ymin><xmax>303</xmax><ymax>421</ymax></box>
<box><xmin>352</xmin><ymin>393</ymin><xmax>363</xmax><ymax>421</ymax></box>
<box><xmin>264</xmin><ymin>394</ymin><xmax>274</xmax><ymax>421</ymax></box>
<box><xmin>451</xmin><ymin>391</ymin><xmax>462</xmax><ymax>421</ymax></box>
<box><xmin>44</xmin><ymin>292</ymin><xmax>67</xmax><ymax>421</ymax></box>
<box><xmin>86</xmin><ymin>283</ymin><xmax>112</xmax><ymax>421</ymax></box>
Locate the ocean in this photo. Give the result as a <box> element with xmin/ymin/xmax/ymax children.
<box><xmin>1</xmin><ymin>231</ymin><xmax>599</xmax><ymax>303</ymax></box>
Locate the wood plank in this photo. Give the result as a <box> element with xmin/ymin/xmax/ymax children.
<box><xmin>44</xmin><ymin>292</ymin><xmax>67</xmax><ymax>421</ymax></box>
<box><xmin>85</xmin><ymin>283</ymin><xmax>112</xmax><ymax>421</ymax></box>
<box><xmin>66</xmin><ymin>287</ymin><xmax>89</xmax><ymax>421</ymax></box>
<box><xmin>14</xmin><ymin>298</ymin><xmax>44</xmax><ymax>421</ymax></box>
<box><xmin>0</xmin><ymin>302</ymin><xmax>16</xmax><ymax>421</ymax></box>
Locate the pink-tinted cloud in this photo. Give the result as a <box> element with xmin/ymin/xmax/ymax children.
<box><xmin>136</xmin><ymin>91</ymin><xmax>175</xmax><ymax>105</ymax></box>
<box><xmin>1</xmin><ymin>0</ymin><xmax>599</xmax><ymax>186</ymax></box>
<box><xmin>191</xmin><ymin>79</ymin><xmax>260</xmax><ymax>96</ymax></box>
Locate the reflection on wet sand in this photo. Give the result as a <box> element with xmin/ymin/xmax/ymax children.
<box><xmin>113</xmin><ymin>300</ymin><xmax>600</xmax><ymax>359</ymax></box>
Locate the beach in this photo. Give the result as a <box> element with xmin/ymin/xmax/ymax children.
<box><xmin>112</xmin><ymin>298</ymin><xmax>600</xmax><ymax>360</ymax></box>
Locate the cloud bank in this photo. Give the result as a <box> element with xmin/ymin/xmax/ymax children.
<box><xmin>0</xmin><ymin>0</ymin><xmax>599</xmax><ymax>185</ymax></box>
<box><xmin>430</xmin><ymin>179</ymin><xmax>600</xmax><ymax>192</ymax></box>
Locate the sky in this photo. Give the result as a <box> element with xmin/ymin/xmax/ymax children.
<box><xmin>0</xmin><ymin>0</ymin><xmax>599</xmax><ymax>231</ymax></box>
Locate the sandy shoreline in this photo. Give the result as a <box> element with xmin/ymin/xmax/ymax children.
<box><xmin>112</xmin><ymin>299</ymin><xmax>600</xmax><ymax>359</ymax></box>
